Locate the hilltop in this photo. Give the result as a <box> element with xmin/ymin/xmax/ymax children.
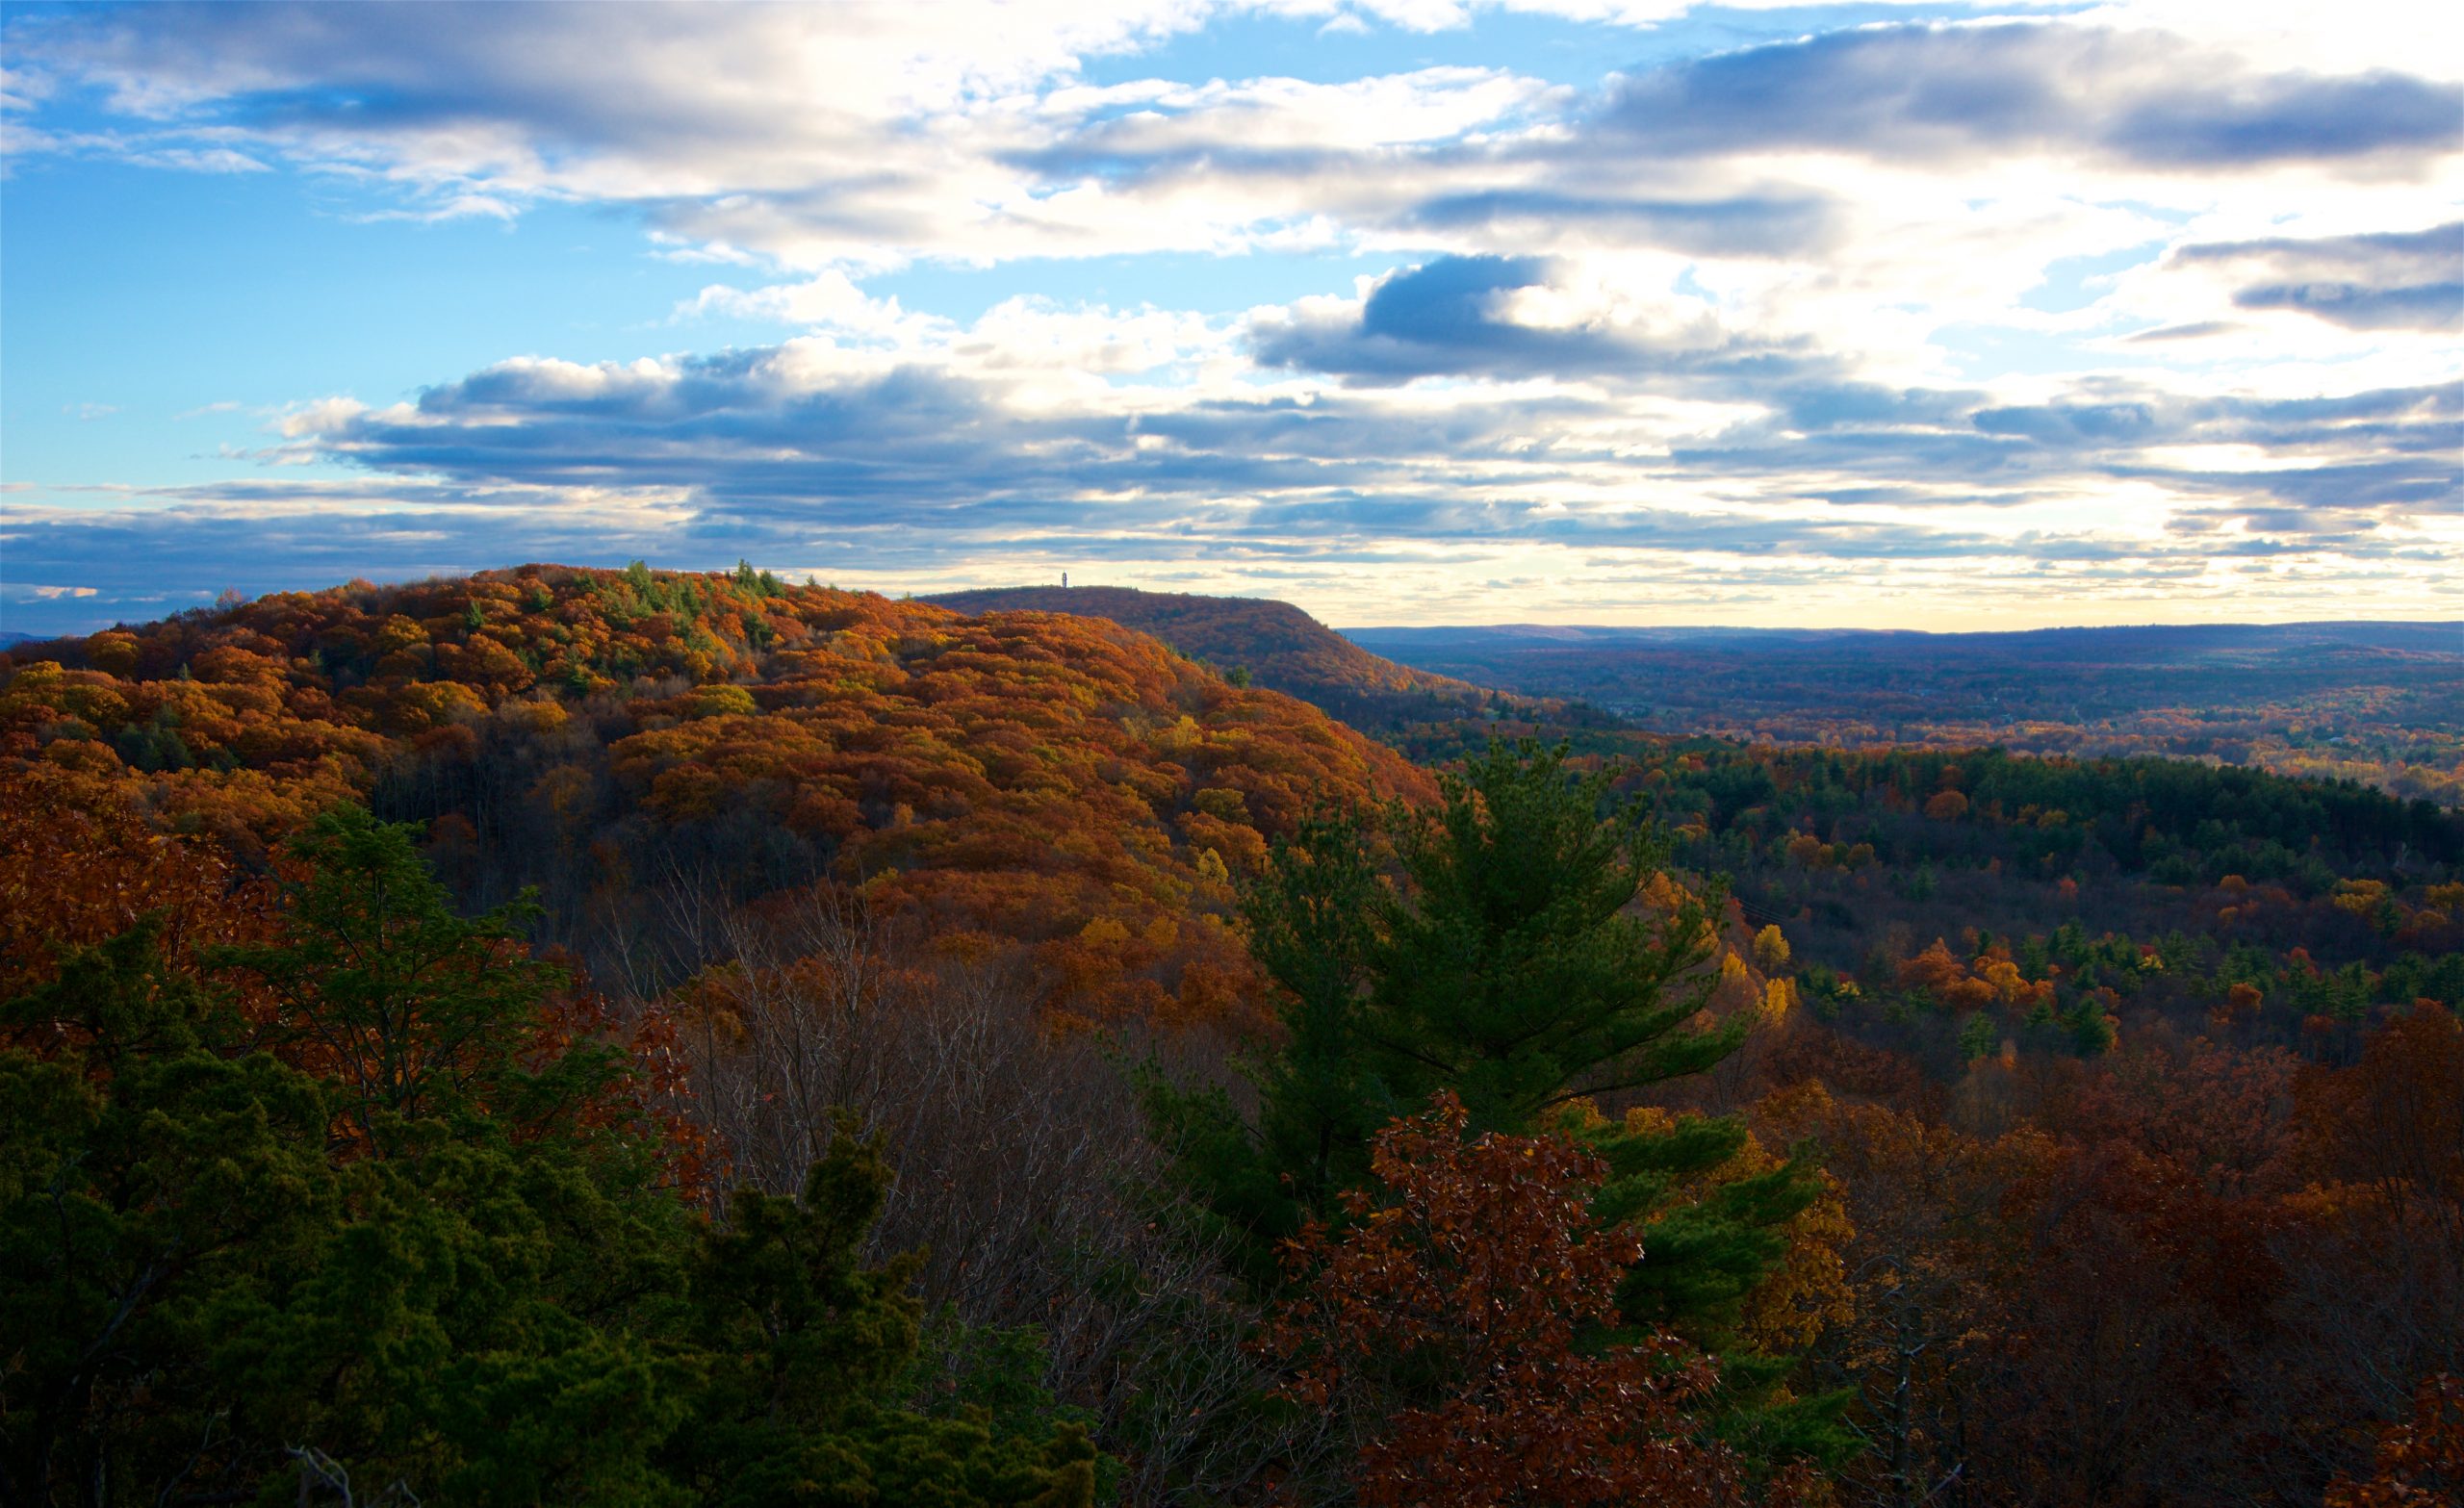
<box><xmin>924</xmin><ymin>585</ymin><xmax>1537</xmax><ymax>734</ymax></box>
<box><xmin>1</xmin><ymin>563</ymin><xmax>1428</xmax><ymax>1018</ymax></box>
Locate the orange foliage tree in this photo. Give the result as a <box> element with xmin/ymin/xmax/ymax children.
<box><xmin>2327</xmin><ymin>1373</ymin><xmax>2464</xmax><ymax>1508</ymax></box>
<box><xmin>0</xmin><ymin>761</ymin><xmax>278</xmax><ymax>1010</ymax></box>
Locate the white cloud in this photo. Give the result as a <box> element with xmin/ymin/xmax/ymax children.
<box><xmin>681</xmin><ymin>271</ymin><xmax>942</xmax><ymax>340</ymax></box>
<box><xmin>349</xmin><ymin>192</ymin><xmax>521</xmax><ymax>223</ymax></box>
<box><xmin>5</xmin><ymin>0</ymin><xmax>2456</xmax><ymax>630</ymax></box>
<box><xmin>275</xmin><ymin>396</ymin><xmax>371</xmax><ymax>437</ymax></box>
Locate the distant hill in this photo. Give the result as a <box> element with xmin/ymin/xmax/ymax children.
<box><xmin>1347</xmin><ymin>620</ymin><xmax>2464</xmax><ymax>805</ymax></box>
<box><xmin>927</xmin><ymin>585</ymin><xmax>1528</xmax><ymax>734</ymax></box>
<box><xmin>1348</xmin><ymin>620</ymin><xmax>2463</xmax><ymax>658</ymax></box>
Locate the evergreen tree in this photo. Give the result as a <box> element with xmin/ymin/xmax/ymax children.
<box><xmin>1155</xmin><ymin>743</ymin><xmax>1744</xmax><ymax>1264</ymax></box>
<box><xmin>0</xmin><ymin>925</ymin><xmax>337</xmax><ymax>1502</ymax></box>
<box><xmin>669</xmin><ymin>1118</ymin><xmax>1097</xmax><ymax>1507</ymax></box>
<box><xmin>213</xmin><ymin>805</ymin><xmax>621</xmax><ymax>1149</ymax></box>
<box><xmin>1</xmin><ymin>809</ymin><xmax>1098</xmax><ymax>1507</ymax></box>
<box><xmin>1373</xmin><ymin>740</ymin><xmax>1741</xmax><ymax>1123</ymax></box>
<box><xmin>1150</xmin><ymin>741</ymin><xmax>1850</xmax><ymax>1470</ymax></box>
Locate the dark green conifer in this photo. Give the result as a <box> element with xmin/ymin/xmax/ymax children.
<box><xmin>1</xmin><ymin>809</ymin><xmax>1099</xmax><ymax>1507</ymax></box>
<box><xmin>1149</xmin><ymin>741</ymin><xmax>1851</xmax><ymax>1471</ymax></box>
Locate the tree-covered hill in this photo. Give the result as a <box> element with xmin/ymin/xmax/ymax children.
<box><xmin>1</xmin><ymin>563</ymin><xmax>1429</xmax><ymax>1017</ymax></box>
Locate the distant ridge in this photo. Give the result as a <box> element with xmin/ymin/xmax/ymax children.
<box><xmin>1343</xmin><ymin>618</ymin><xmax>2462</xmax><ymax>805</ymax></box>
<box><xmin>1346</xmin><ymin>620</ymin><xmax>2461</xmax><ymax>651</ymax></box>
<box><xmin>927</xmin><ymin>585</ymin><xmax>1517</xmax><ymax>732</ymax></box>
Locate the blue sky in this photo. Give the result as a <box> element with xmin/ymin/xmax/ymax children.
<box><xmin>3</xmin><ymin>0</ymin><xmax>2457</xmax><ymax>636</ymax></box>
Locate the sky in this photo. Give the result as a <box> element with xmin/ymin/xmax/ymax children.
<box><xmin>2</xmin><ymin>0</ymin><xmax>2458</xmax><ymax>636</ymax></box>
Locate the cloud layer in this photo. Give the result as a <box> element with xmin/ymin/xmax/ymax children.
<box><xmin>2</xmin><ymin>0</ymin><xmax>2458</xmax><ymax>633</ymax></box>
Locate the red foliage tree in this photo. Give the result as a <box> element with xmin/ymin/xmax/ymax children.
<box><xmin>1262</xmin><ymin>1091</ymin><xmax>1737</xmax><ymax>1508</ymax></box>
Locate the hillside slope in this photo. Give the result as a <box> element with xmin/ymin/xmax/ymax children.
<box><xmin>927</xmin><ymin>585</ymin><xmax>1518</xmax><ymax>732</ymax></box>
<box><xmin>1</xmin><ymin>564</ymin><xmax>1430</xmax><ymax>1020</ymax></box>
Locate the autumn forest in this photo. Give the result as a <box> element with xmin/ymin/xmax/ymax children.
<box><xmin>2</xmin><ymin>565</ymin><xmax>2457</xmax><ymax>1507</ymax></box>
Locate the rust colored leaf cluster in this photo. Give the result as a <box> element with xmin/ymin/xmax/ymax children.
<box><xmin>2327</xmin><ymin>1373</ymin><xmax>2463</xmax><ymax>1508</ymax></box>
<box><xmin>1263</xmin><ymin>1090</ymin><xmax>1737</xmax><ymax>1508</ymax></box>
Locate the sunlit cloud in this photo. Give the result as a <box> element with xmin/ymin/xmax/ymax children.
<box><xmin>1</xmin><ymin>0</ymin><xmax>2456</xmax><ymax>635</ymax></box>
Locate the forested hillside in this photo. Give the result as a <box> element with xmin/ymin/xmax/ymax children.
<box><xmin>1620</xmin><ymin>735</ymin><xmax>2459</xmax><ymax>1070</ymax></box>
<box><xmin>4</xmin><ymin>568</ymin><xmax>2458</xmax><ymax>1507</ymax></box>
<box><xmin>2</xmin><ymin>563</ymin><xmax>1426</xmax><ymax>1020</ymax></box>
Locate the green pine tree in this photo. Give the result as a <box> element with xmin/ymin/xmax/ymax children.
<box><xmin>2</xmin><ymin>809</ymin><xmax>1100</xmax><ymax>1507</ymax></box>
<box><xmin>1152</xmin><ymin>742</ymin><xmax>1742</xmax><ymax>1266</ymax></box>
<box><xmin>1148</xmin><ymin>740</ymin><xmax>1851</xmax><ymax>1471</ymax></box>
<box><xmin>669</xmin><ymin>1117</ymin><xmax>1097</xmax><ymax>1508</ymax></box>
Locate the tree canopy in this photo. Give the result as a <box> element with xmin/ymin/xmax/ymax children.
<box><xmin>0</xmin><ymin>808</ymin><xmax>1098</xmax><ymax>1507</ymax></box>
